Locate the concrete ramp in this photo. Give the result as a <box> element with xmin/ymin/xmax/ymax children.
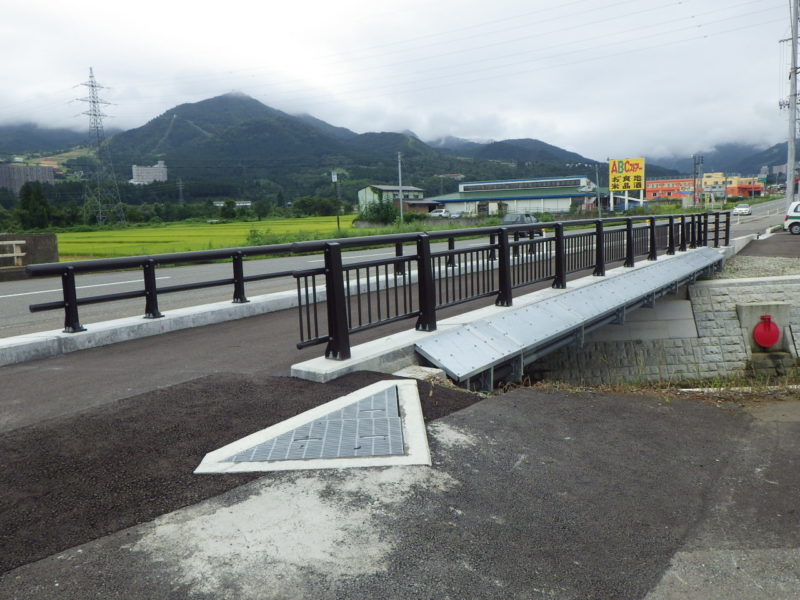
<box><xmin>416</xmin><ymin>247</ymin><xmax>723</xmax><ymax>388</ymax></box>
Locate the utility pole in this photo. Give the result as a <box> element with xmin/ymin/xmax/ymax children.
<box><xmin>786</xmin><ymin>0</ymin><xmax>799</xmax><ymax>209</ymax></box>
<box><xmin>594</xmin><ymin>163</ymin><xmax>602</xmax><ymax>218</ymax></box>
<box><xmin>332</xmin><ymin>170</ymin><xmax>341</xmax><ymax>230</ymax></box>
<box><xmin>397</xmin><ymin>152</ymin><xmax>404</xmax><ymax>223</ymax></box>
<box><xmin>692</xmin><ymin>154</ymin><xmax>704</xmax><ymax>206</ymax></box>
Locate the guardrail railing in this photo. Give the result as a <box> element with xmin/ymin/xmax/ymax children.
<box><xmin>0</xmin><ymin>240</ymin><xmax>26</xmax><ymax>267</ymax></box>
<box><xmin>26</xmin><ymin>212</ymin><xmax>730</xmax><ymax>360</ymax></box>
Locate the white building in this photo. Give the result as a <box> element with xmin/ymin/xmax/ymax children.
<box><xmin>130</xmin><ymin>161</ymin><xmax>168</xmax><ymax>185</ymax></box>
<box><xmin>423</xmin><ymin>176</ymin><xmax>596</xmax><ymax>216</ymax></box>
<box><xmin>357</xmin><ymin>184</ymin><xmax>425</xmax><ymax>212</ymax></box>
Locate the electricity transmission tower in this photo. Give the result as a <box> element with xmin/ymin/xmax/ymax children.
<box><xmin>77</xmin><ymin>67</ymin><xmax>126</xmax><ymax>225</ymax></box>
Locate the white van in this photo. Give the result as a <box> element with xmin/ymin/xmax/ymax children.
<box><xmin>785</xmin><ymin>201</ymin><xmax>800</xmax><ymax>234</ymax></box>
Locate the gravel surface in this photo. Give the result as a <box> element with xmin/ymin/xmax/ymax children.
<box><xmin>712</xmin><ymin>255</ymin><xmax>800</xmax><ymax>279</ymax></box>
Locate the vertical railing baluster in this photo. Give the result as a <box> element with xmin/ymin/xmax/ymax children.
<box><xmin>689</xmin><ymin>214</ymin><xmax>698</xmax><ymax>249</ymax></box>
<box><xmin>447</xmin><ymin>237</ymin><xmax>455</xmax><ymax>267</ymax></box>
<box><xmin>395</xmin><ymin>242</ymin><xmax>404</xmax><ymax>276</ymax></box>
<box><xmin>648</xmin><ymin>218</ymin><xmax>657</xmax><ymax>261</ymax></box>
<box><xmin>713</xmin><ymin>212</ymin><xmax>720</xmax><ymax>248</ymax></box>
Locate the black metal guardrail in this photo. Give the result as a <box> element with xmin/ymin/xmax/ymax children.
<box><xmin>26</xmin><ymin>212</ymin><xmax>730</xmax><ymax>361</ymax></box>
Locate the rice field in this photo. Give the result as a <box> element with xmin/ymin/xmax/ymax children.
<box><xmin>56</xmin><ymin>217</ymin><xmax>356</xmax><ymax>259</ymax></box>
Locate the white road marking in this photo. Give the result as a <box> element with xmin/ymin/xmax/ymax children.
<box><xmin>0</xmin><ymin>276</ymin><xmax>171</xmax><ymax>299</ymax></box>
<box><xmin>307</xmin><ymin>252</ymin><xmax>395</xmax><ymax>263</ymax></box>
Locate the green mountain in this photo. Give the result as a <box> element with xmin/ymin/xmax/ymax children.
<box><xmin>9</xmin><ymin>92</ymin><xmax>685</xmax><ymax>202</ymax></box>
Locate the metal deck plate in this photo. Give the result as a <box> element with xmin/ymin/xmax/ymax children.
<box><xmin>416</xmin><ymin>248</ymin><xmax>722</xmax><ymax>382</ymax></box>
<box><xmin>224</xmin><ymin>388</ymin><xmax>404</xmax><ymax>462</ymax></box>
<box><xmin>195</xmin><ymin>380</ymin><xmax>431</xmax><ymax>473</ymax></box>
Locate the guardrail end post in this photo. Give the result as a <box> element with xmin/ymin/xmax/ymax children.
<box><xmin>61</xmin><ymin>267</ymin><xmax>86</xmax><ymax>333</ymax></box>
<box><xmin>324</xmin><ymin>242</ymin><xmax>351</xmax><ymax>360</ymax></box>
<box><xmin>415</xmin><ymin>234</ymin><xmax>437</xmax><ymax>331</ymax></box>
<box><xmin>143</xmin><ymin>259</ymin><xmax>164</xmax><ymax>319</ymax></box>
<box><xmin>232</xmin><ymin>252</ymin><xmax>249</xmax><ymax>303</ymax></box>
<box><xmin>552</xmin><ymin>223</ymin><xmax>567</xmax><ymax>288</ymax></box>
<box><xmin>496</xmin><ymin>228</ymin><xmax>513</xmax><ymax>306</ymax></box>
<box><xmin>647</xmin><ymin>217</ymin><xmax>657</xmax><ymax>261</ymax></box>
<box><xmin>624</xmin><ymin>218</ymin><xmax>635</xmax><ymax>267</ymax></box>
<box><xmin>593</xmin><ymin>220</ymin><xmax>606</xmax><ymax>276</ymax></box>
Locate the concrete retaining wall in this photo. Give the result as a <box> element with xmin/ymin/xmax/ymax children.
<box><xmin>530</xmin><ymin>275</ymin><xmax>800</xmax><ymax>384</ymax></box>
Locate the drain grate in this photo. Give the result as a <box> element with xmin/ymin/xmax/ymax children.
<box><xmin>224</xmin><ymin>387</ymin><xmax>404</xmax><ymax>462</ymax></box>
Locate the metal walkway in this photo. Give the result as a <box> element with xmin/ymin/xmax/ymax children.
<box><xmin>415</xmin><ymin>247</ymin><xmax>724</xmax><ymax>389</ymax></box>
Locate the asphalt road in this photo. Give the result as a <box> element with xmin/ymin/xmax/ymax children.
<box><xmin>0</xmin><ymin>203</ymin><xmax>784</xmax><ymax>339</ymax></box>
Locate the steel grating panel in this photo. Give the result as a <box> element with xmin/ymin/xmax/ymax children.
<box><xmin>416</xmin><ymin>248</ymin><xmax>723</xmax><ymax>382</ymax></box>
<box><xmin>224</xmin><ymin>386</ymin><xmax>405</xmax><ymax>462</ymax></box>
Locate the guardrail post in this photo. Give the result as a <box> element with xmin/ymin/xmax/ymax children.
<box><xmin>416</xmin><ymin>234</ymin><xmax>437</xmax><ymax>331</ymax></box>
<box><xmin>143</xmin><ymin>259</ymin><xmax>163</xmax><ymax>319</ymax></box>
<box><xmin>679</xmin><ymin>215</ymin><xmax>688</xmax><ymax>252</ymax></box>
<box><xmin>489</xmin><ymin>233</ymin><xmax>496</xmax><ymax>261</ymax></box>
<box><xmin>593</xmin><ymin>220</ymin><xmax>605</xmax><ymax>276</ymax></box>
<box><xmin>395</xmin><ymin>242</ymin><xmax>404</xmax><ymax>276</ymax></box>
<box><xmin>667</xmin><ymin>216</ymin><xmax>676</xmax><ymax>255</ymax></box>
<box><xmin>713</xmin><ymin>212</ymin><xmax>720</xmax><ymax>248</ymax></box>
<box><xmin>647</xmin><ymin>217</ymin><xmax>657</xmax><ymax>261</ymax></box>
<box><xmin>324</xmin><ymin>242</ymin><xmax>351</xmax><ymax>360</ymax></box>
<box><xmin>624</xmin><ymin>218</ymin><xmax>635</xmax><ymax>267</ymax></box>
<box><xmin>232</xmin><ymin>252</ymin><xmax>249</xmax><ymax>303</ymax></box>
<box><xmin>689</xmin><ymin>214</ymin><xmax>698</xmax><ymax>249</ymax></box>
<box><xmin>496</xmin><ymin>228</ymin><xmax>512</xmax><ymax>306</ymax></box>
<box><xmin>446</xmin><ymin>236</ymin><xmax>455</xmax><ymax>267</ymax></box>
<box><xmin>61</xmin><ymin>267</ymin><xmax>86</xmax><ymax>333</ymax></box>
<box><xmin>724</xmin><ymin>212</ymin><xmax>731</xmax><ymax>246</ymax></box>
<box><xmin>553</xmin><ymin>223</ymin><xmax>566</xmax><ymax>289</ymax></box>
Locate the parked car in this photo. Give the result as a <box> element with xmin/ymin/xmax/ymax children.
<box><xmin>501</xmin><ymin>212</ymin><xmax>544</xmax><ymax>237</ymax></box>
<box><xmin>428</xmin><ymin>208</ymin><xmax>450</xmax><ymax>218</ymax></box>
<box><xmin>784</xmin><ymin>200</ymin><xmax>800</xmax><ymax>234</ymax></box>
<box><xmin>732</xmin><ymin>203</ymin><xmax>752</xmax><ymax>216</ymax></box>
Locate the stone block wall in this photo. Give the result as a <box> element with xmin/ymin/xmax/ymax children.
<box><xmin>530</xmin><ymin>276</ymin><xmax>800</xmax><ymax>384</ymax></box>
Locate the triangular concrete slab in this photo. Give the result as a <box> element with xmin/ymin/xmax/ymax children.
<box><xmin>195</xmin><ymin>380</ymin><xmax>430</xmax><ymax>473</ymax></box>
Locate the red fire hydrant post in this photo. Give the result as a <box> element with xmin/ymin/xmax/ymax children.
<box><xmin>753</xmin><ymin>315</ymin><xmax>780</xmax><ymax>350</ymax></box>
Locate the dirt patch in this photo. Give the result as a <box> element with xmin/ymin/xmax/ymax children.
<box><xmin>0</xmin><ymin>371</ymin><xmax>480</xmax><ymax>575</ymax></box>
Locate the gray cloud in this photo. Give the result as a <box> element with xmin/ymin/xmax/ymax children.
<box><xmin>0</xmin><ymin>0</ymin><xmax>789</xmax><ymax>160</ymax></box>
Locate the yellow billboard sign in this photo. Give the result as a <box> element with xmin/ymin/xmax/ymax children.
<box><xmin>608</xmin><ymin>158</ymin><xmax>646</xmax><ymax>191</ymax></box>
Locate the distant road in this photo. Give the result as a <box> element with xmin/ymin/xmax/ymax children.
<box><xmin>0</xmin><ymin>203</ymin><xmax>784</xmax><ymax>339</ymax></box>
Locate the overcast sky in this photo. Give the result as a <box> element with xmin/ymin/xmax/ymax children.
<box><xmin>0</xmin><ymin>0</ymin><xmax>791</xmax><ymax>161</ymax></box>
